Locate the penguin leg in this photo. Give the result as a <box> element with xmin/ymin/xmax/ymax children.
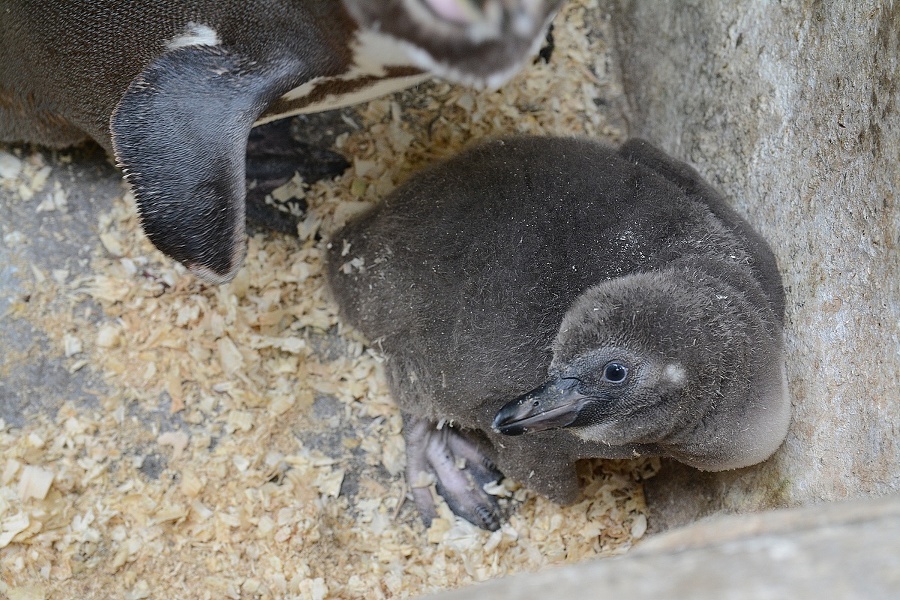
<box><xmin>244</xmin><ymin>120</ymin><xmax>350</xmax><ymax>235</ymax></box>
<box><xmin>111</xmin><ymin>45</ymin><xmax>304</xmax><ymax>283</ymax></box>
<box><xmin>403</xmin><ymin>415</ymin><xmax>504</xmax><ymax>531</ymax></box>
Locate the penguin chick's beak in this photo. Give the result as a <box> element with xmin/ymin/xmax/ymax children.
<box><xmin>492</xmin><ymin>377</ymin><xmax>591</xmax><ymax>436</ymax></box>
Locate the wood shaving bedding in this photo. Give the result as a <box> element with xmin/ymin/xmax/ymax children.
<box><xmin>0</xmin><ymin>2</ymin><xmax>657</xmax><ymax>598</ymax></box>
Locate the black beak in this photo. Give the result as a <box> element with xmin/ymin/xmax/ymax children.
<box><xmin>492</xmin><ymin>377</ymin><xmax>590</xmax><ymax>436</ymax></box>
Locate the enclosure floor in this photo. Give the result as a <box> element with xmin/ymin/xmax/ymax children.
<box><xmin>0</xmin><ymin>2</ymin><xmax>655</xmax><ymax>598</ymax></box>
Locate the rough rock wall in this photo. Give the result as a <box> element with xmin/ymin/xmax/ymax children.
<box><xmin>423</xmin><ymin>494</ymin><xmax>900</xmax><ymax>600</ymax></box>
<box><xmin>606</xmin><ymin>0</ymin><xmax>899</xmax><ymax>529</ymax></box>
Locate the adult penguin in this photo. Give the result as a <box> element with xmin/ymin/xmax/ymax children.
<box><xmin>0</xmin><ymin>0</ymin><xmax>562</xmax><ymax>282</ymax></box>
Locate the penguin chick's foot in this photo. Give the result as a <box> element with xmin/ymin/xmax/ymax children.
<box><xmin>244</xmin><ymin>119</ymin><xmax>350</xmax><ymax>235</ymax></box>
<box><xmin>403</xmin><ymin>416</ymin><xmax>504</xmax><ymax>531</ymax></box>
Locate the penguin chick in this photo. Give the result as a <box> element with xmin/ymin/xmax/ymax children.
<box><xmin>0</xmin><ymin>0</ymin><xmax>562</xmax><ymax>283</ymax></box>
<box><xmin>326</xmin><ymin>136</ymin><xmax>790</xmax><ymax>529</ymax></box>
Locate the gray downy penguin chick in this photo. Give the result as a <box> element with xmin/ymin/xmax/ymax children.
<box><xmin>326</xmin><ymin>136</ymin><xmax>790</xmax><ymax>530</ymax></box>
<box><xmin>0</xmin><ymin>0</ymin><xmax>562</xmax><ymax>283</ymax></box>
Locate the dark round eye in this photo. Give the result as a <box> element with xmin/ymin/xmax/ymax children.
<box><xmin>602</xmin><ymin>362</ymin><xmax>629</xmax><ymax>383</ymax></box>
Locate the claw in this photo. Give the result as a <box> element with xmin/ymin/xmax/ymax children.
<box><xmin>403</xmin><ymin>415</ymin><xmax>504</xmax><ymax>531</ymax></box>
<box><xmin>244</xmin><ymin>119</ymin><xmax>349</xmax><ymax>234</ymax></box>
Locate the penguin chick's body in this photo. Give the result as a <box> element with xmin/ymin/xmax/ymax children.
<box><xmin>0</xmin><ymin>0</ymin><xmax>561</xmax><ymax>283</ymax></box>
<box><xmin>326</xmin><ymin>136</ymin><xmax>790</xmax><ymax>529</ymax></box>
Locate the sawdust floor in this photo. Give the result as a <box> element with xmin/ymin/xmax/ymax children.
<box><xmin>0</xmin><ymin>2</ymin><xmax>659</xmax><ymax>598</ymax></box>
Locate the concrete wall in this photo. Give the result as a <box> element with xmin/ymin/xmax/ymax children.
<box><xmin>423</xmin><ymin>494</ymin><xmax>900</xmax><ymax>600</ymax></box>
<box><xmin>605</xmin><ymin>0</ymin><xmax>899</xmax><ymax>529</ymax></box>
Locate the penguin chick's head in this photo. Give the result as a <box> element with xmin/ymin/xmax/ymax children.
<box><xmin>492</xmin><ymin>269</ymin><xmax>789</xmax><ymax>471</ymax></box>
<box><xmin>343</xmin><ymin>0</ymin><xmax>564</xmax><ymax>88</ymax></box>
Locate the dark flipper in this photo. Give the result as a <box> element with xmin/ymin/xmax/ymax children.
<box><xmin>111</xmin><ymin>45</ymin><xmax>303</xmax><ymax>283</ymax></box>
<box><xmin>244</xmin><ymin>120</ymin><xmax>350</xmax><ymax>235</ymax></box>
<box><xmin>404</xmin><ymin>415</ymin><xmax>504</xmax><ymax>531</ymax></box>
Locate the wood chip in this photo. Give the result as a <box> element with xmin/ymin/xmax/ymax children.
<box><xmin>16</xmin><ymin>466</ymin><xmax>54</xmax><ymax>501</ymax></box>
<box><xmin>0</xmin><ymin>151</ymin><xmax>23</xmax><ymax>180</ymax></box>
<box><xmin>157</xmin><ymin>431</ymin><xmax>189</xmax><ymax>460</ymax></box>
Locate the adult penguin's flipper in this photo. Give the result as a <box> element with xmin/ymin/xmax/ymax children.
<box><xmin>111</xmin><ymin>45</ymin><xmax>301</xmax><ymax>283</ymax></box>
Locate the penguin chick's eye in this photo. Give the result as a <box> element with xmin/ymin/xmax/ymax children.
<box><xmin>602</xmin><ymin>362</ymin><xmax>629</xmax><ymax>383</ymax></box>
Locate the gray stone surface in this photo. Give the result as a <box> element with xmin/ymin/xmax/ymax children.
<box><xmin>421</xmin><ymin>494</ymin><xmax>900</xmax><ymax>600</ymax></box>
<box><xmin>0</xmin><ymin>145</ymin><xmax>113</xmax><ymax>427</ymax></box>
<box><xmin>604</xmin><ymin>0</ymin><xmax>900</xmax><ymax>529</ymax></box>
<box><xmin>0</xmin><ymin>110</ymin><xmax>354</xmax><ymax>430</ymax></box>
